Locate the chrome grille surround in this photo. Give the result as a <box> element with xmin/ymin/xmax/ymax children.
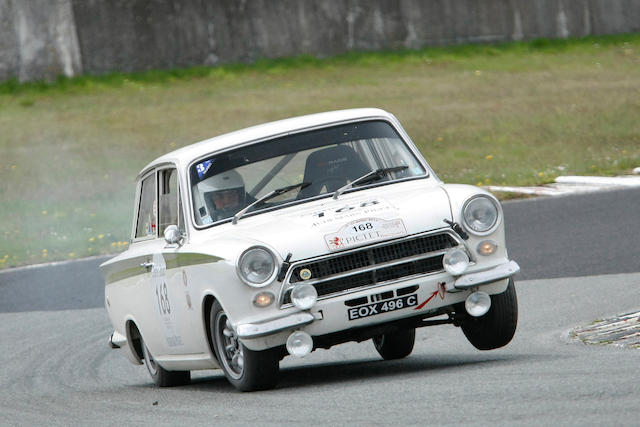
<box><xmin>279</xmin><ymin>230</ymin><xmax>460</xmax><ymax>307</ymax></box>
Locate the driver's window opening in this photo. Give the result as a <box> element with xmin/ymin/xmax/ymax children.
<box><xmin>190</xmin><ymin>121</ymin><xmax>426</xmax><ymax>226</ymax></box>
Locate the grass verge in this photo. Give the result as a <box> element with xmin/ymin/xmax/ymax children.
<box><xmin>1</xmin><ymin>34</ymin><xmax>639</xmax><ymax>269</ymax></box>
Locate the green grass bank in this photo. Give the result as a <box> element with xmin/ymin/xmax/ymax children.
<box><xmin>1</xmin><ymin>34</ymin><xmax>639</xmax><ymax>269</ymax></box>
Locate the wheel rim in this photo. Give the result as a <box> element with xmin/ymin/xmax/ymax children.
<box><xmin>142</xmin><ymin>342</ymin><xmax>159</xmax><ymax>376</ymax></box>
<box><xmin>215</xmin><ymin>311</ymin><xmax>244</xmax><ymax>380</ymax></box>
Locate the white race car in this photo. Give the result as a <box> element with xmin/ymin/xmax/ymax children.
<box><xmin>101</xmin><ymin>108</ymin><xmax>519</xmax><ymax>391</ymax></box>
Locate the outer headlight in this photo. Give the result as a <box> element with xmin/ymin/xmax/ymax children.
<box><xmin>462</xmin><ymin>195</ymin><xmax>500</xmax><ymax>235</ymax></box>
<box><xmin>237</xmin><ymin>247</ymin><xmax>277</xmax><ymax>287</ymax></box>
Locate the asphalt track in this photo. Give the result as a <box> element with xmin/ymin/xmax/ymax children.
<box><xmin>1</xmin><ymin>187</ymin><xmax>639</xmax><ymax>426</ymax></box>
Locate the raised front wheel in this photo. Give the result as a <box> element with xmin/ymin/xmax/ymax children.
<box><xmin>460</xmin><ymin>278</ymin><xmax>518</xmax><ymax>350</ymax></box>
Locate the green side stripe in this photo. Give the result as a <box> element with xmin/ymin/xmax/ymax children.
<box><xmin>106</xmin><ymin>265</ymin><xmax>144</xmax><ymax>284</ymax></box>
<box><xmin>105</xmin><ymin>253</ymin><xmax>222</xmax><ymax>284</ymax></box>
<box><xmin>165</xmin><ymin>253</ymin><xmax>223</xmax><ymax>269</ymax></box>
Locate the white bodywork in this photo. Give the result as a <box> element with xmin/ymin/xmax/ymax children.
<box><xmin>101</xmin><ymin>108</ymin><xmax>518</xmax><ymax>371</ymax></box>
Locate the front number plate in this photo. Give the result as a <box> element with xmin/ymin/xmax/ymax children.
<box><xmin>348</xmin><ymin>294</ymin><xmax>418</xmax><ymax>321</ymax></box>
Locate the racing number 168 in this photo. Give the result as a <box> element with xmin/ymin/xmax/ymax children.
<box><xmin>352</xmin><ymin>222</ymin><xmax>373</xmax><ymax>233</ymax></box>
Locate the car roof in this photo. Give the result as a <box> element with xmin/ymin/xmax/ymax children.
<box><xmin>137</xmin><ymin>108</ymin><xmax>396</xmax><ymax>178</ymax></box>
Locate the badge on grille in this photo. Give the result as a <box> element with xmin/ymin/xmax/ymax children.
<box><xmin>299</xmin><ymin>268</ymin><xmax>312</xmax><ymax>280</ymax></box>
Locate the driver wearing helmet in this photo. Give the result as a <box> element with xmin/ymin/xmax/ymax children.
<box><xmin>199</xmin><ymin>170</ymin><xmax>246</xmax><ymax>222</ymax></box>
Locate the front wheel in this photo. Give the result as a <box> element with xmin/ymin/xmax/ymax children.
<box><xmin>141</xmin><ymin>338</ymin><xmax>190</xmax><ymax>387</ymax></box>
<box><xmin>460</xmin><ymin>279</ymin><xmax>518</xmax><ymax>350</ymax></box>
<box><xmin>372</xmin><ymin>328</ymin><xmax>416</xmax><ymax>360</ymax></box>
<box><xmin>210</xmin><ymin>301</ymin><xmax>279</xmax><ymax>391</ymax></box>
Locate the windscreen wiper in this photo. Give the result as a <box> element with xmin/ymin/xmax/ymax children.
<box><xmin>232</xmin><ymin>182</ymin><xmax>311</xmax><ymax>224</ymax></box>
<box><xmin>332</xmin><ymin>166</ymin><xmax>408</xmax><ymax>200</ymax></box>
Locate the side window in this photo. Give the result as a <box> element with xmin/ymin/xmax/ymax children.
<box><xmin>158</xmin><ymin>168</ymin><xmax>184</xmax><ymax>236</ymax></box>
<box><xmin>135</xmin><ymin>173</ymin><xmax>157</xmax><ymax>238</ymax></box>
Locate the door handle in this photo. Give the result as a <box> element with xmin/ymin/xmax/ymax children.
<box><xmin>140</xmin><ymin>261</ymin><xmax>154</xmax><ymax>270</ymax></box>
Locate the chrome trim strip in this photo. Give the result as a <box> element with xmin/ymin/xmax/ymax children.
<box><xmin>236</xmin><ymin>312</ymin><xmax>315</xmax><ymax>339</ymax></box>
<box><xmin>454</xmin><ymin>260</ymin><xmax>520</xmax><ymax>289</ymax></box>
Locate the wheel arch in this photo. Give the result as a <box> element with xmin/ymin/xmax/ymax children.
<box><xmin>125</xmin><ymin>318</ymin><xmax>144</xmax><ymax>365</ymax></box>
<box><xmin>201</xmin><ymin>293</ymin><xmax>219</xmax><ymax>362</ymax></box>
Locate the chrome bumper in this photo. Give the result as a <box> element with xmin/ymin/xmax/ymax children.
<box><xmin>236</xmin><ymin>312</ymin><xmax>315</xmax><ymax>339</ymax></box>
<box><xmin>108</xmin><ymin>331</ymin><xmax>127</xmax><ymax>349</ymax></box>
<box><xmin>237</xmin><ymin>261</ymin><xmax>519</xmax><ymax>340</ymax></box>
<box><xmin>454</xmin><ymin>260</ymin><xmax>520</xmax><ymax>290</ymax></box>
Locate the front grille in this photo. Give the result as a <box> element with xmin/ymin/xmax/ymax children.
<box><xmin>282</xmin><ymin>232</ymin><xmax>456</xmax><ymax>304</ymax></box>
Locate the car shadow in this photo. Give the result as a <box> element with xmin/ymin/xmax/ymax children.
<box><xmin>277</xmin><ymin>353</ymin><xmax>520</xmax><ymax>390</ymax></box>
<box><xmin>182</xmin><ymin>351</ymin><xmax>557</xmax><ymax>393</ymax></box>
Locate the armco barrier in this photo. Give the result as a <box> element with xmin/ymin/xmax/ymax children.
<box><xmin>1</xmin><ymin>0</ymin><xmax>639</xmax><ymax>82</ymax></box>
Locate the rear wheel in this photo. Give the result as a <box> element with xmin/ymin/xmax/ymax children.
<box><xmin>460</xmin><ymin>279</ymin><xmax>518</xmax><ymax>350</ymax></box>
<box><xmin>372</xmin><ymin>328</ymin><xmax>416</xmax><ymax>360</ymax></box>
<box><xmin>210</xmin><ymin>301</ymin><xmax>279</xmax><ymax>391</ymax></box>
<box><xmin>141</xmin><ymin>338</ymin><xmax>190</xmax><ymax>387</ymax></box>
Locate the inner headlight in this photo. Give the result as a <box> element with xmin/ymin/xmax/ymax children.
<box><xmin>237</xmin><ymin>247</ymin><xmax>277</xmax><ymax>287</ymax></box>
<box><xmin>462</xmin><ymin>195</ymin><xmax>500</xmax><ymax>234</ymax></box>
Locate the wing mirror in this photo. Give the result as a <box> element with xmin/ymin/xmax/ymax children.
<box><xmin>164</xmin><ymin>225</ymin><xmax>184</xmax><ymax>246</ymax></box>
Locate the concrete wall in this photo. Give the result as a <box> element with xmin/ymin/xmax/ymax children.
<box><xmin>1</xmin><ymin>0</ymin><xmax>639</xmax><ymax>82</ymax></box>
<box><xmin>0</xmin><ymin>0</ymin><xmax>82</xmax><ymax>82</ymax></box>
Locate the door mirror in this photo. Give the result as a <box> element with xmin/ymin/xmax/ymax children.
<box><xmin>164</xmin><ymin>225</ymin><xmax>184</xmax><ymax>246</ymax></box>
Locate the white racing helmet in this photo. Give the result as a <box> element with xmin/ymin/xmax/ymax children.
<box><xmin>197</xmin><ymin>169</ymin><xmax>246</xmax><ymax>221</ymax></box>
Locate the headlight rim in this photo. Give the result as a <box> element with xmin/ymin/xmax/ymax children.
<box><xmin>461</xmin><ymin>194</ymin><xmax>502</xmax><ymax>236</ymax></box>
<box><xmin>236</xmin><ymin>246</ymin><xmax>278</xmax><ymax>288</ymax></box>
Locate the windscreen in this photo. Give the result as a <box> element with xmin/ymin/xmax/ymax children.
<box><xmin>189</xmin><ymin>121</ymin><xmax>426</xmax><ymax>226</ymax></box>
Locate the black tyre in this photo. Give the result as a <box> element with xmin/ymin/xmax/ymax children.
<box><xmin>210</xmin><ymin>301</ymin><xmax>279</xmax><ymax>391</ymax></box>
<box><xmin>141</xmin><ymin>338</ymin><xmax>190</xmax><ymax>387</ymax></box>
<box><xmin>460</xmin><ymin>279</ymin><xmax>518</xmax><ymax>350</ymax></box>
<box><xmin>372</xmin><ymin>328</ymin><xmax>416</xmax><ymax>360</ymax></box>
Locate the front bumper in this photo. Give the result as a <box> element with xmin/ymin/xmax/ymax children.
<box><xmin>451</xmin><ymin>260</ymin><xmax>520</xmax><ymax>290</ymax></box>
<box><xmin>236</xmin><ymin>312</ymin><xmax>316</xmax><ymax>339</ymax></box>
<box><xmin>236</xmin><ymin>260</ymin><xmax>519</xmax><ymax>342</ymax></box>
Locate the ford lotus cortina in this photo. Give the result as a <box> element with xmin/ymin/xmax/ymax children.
<box><xmin>101</xmin><ymin>108</ymin><xmax>519</xmax><ymax>391</ymax></box>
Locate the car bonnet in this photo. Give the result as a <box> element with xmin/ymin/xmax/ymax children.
<box><xmin>209</xmin><ymin>182</ymin><xmax>453</xmax><ymax>262</ymax></box>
